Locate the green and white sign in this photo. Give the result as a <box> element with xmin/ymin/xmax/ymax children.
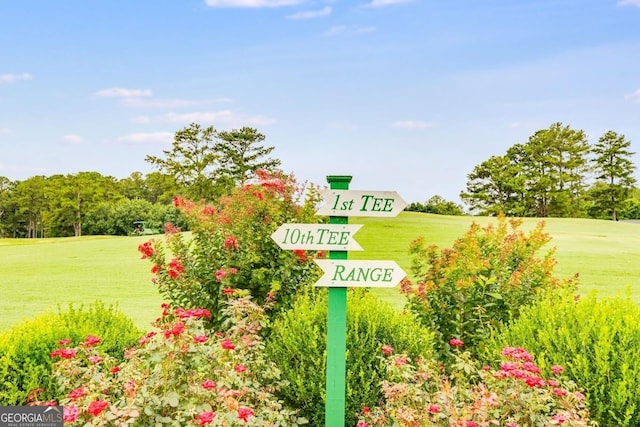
<box><xmin>314</xmin><ymin>259</ymin><xmax>406</xmax><ymax>288</ymax></box>
<box><xmin>270</xmin><ymin>224</ymin><xmax>363</xmax><ymax>251</ymax></box>
<box><xmin>316</xmin><ymin>189</ymin><xmax>407</xmax><ymax>217</ymax></box>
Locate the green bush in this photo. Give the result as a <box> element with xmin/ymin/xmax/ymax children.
<box><xmin>0</xmin><ymin>301</ymin><xmax>142</xmax><ymax>405</ymax></box>
<box><xmin>401</xmin><ymin>214</ymin><xmax>576</xmax><ymax>363</ymax></box>
<box><xmin>484</xmin><ymin>290</ymin><xmax>640</xmax><ymax>427</ymax></box>
<box><xmin>265</xmin><ymin>288</ymin><xmax>434</xmax><ymax>426</ymax></box>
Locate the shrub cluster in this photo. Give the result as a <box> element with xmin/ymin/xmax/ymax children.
<box><xmin>401</xmin><ymin>214</ymin><xmax>576</xmax><ymax>362</ymax></box>
<box><xmin>357</xmin><ymin>342</ymin><xmax>593</xmax><ymax>426</ymax></box>
<box><xmin>265</xmin><ymin>289</ymin><xmax>434</xmax><ymax>426</ymax></box>
<box><xmin>139</xmin><ymin>170</ymin><xmax>322</xmax><ymax>329</ymax></box>
<box><xmin>50</xmin><ymin>295</ymin><xmax>306</xmax><ymax>426</ymax></box>
<box><xmin>485</xmin><ymin>290</ymin><xmax>640</xmax><ymax>427</ymax></box>
<box><xmin>0</xmin><ymin>302</ymin><xmax>141</xmax><ymax>405</ymax></box>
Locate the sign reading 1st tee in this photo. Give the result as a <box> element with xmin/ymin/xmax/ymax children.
<box><xmin>316</xmin><ymin>189</ymin><xmax>407</xmax><ymax>217</ymax></box>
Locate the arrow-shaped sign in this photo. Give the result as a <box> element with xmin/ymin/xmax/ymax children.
<box><xmin>271</xmin><ymin>224</ymin><xmax>363</xmax><ymax>251</ymax></box>
<box><xmin>314</xmin><ymin>259</ymin><xmax>406</xmax><ymax>288</ymax></box>
<box><xmin>316</xmin><ymin>190</ymin><xmax>407</xmax><ymax>217</ymax></box>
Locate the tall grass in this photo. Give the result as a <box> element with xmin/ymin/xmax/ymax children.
<box><xmin>1</xmin><ymin>213</ymin><xmax>639</xmax><ymax>332</ymax></box>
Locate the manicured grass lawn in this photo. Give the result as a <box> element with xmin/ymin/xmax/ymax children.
<box><xmin>2</xmin><ymin>212</ymin><xmax>640</xmax><ymax>332</ymax></box>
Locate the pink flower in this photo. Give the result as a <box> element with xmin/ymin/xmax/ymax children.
<box><xmin>87</xmin><ymin>400</ymin><xmax>109</xmax><ymax>416</ymax></box>
<box><xmin>221</xmin><ymin>338</ymin><xmax>236</xmax><ymax>350</ymax></box>
<box><xmin>50</xmin><ymin>348</ymin><xmax>77</xmax><ymax>359</ymax></box>
<box><xmin>237</xmin><ymin>407</ymin><xmax>254</xmax><ymax>422</ymax></box>
<box><xmin>553</xmin><ymin>388</ymin><xmax>568</xmax><ymax>397</ymax></box>
<box><xmin>57</xmin><ymin>338</ymin><xmax>72</xmax><ymax>346</ymax></box>
<box><xmin>381</xmin><ymin>345</ymin><xmax>394</xmax><ymax>355</ymax></box>
<box><xmin>551</xmin><ymin>365</ymin><xmax>564</xmax><ymax>375</ymax></box>
<box><xmin>449</xmin><ymin>338</ymin><xmax>464</xmax><ymax>347</ymax></box>
<box><xmin>88</xmin><ymin>355</ymin><xmax>103</xmax><ymax>364</ymax></box>
<box><xmin>506</xmin><ymin>423</ymin><xmax>520</xmax><ymax>427</ymax></box>
<box><xmin>394</xmin><ymin>357</ymin><xmax>408</xmax><ymax>366</ymax></box>
<box><xmin>524</xmin><ymin>375</ymin><xmax>545</xmax><ymax>387</ymax></box>
<box><xmin>63</xmin><ymin>406</ymin><xmax>79</xmax><ymax>423</ymax></box>
<box><xmin>68</xmin><ymin>387</ymin><xmax>86</xmax><ymax>400</ymax></box>
<box><xmin>197</xmin><ymin>411</ymin><xmax>216</xmax><ymax>426</ymax></box>
<box><xmin>223</xmin><ymin>236</ymin><xmax>238</xmax><ymax>250</ymax></box>
<box><xmin>84</xmin><ymin>335</ymin><xmax>101</xmax><ymax>347</ymax></box>
<box><xmin>202</xmin><ymin>379</ymin><xmax>216</xmax><ymax>390</ymax></box>
<box><xmin>356</xmin><ymin>422</ymin><xmax>369</xmax><ymax>427</ymax></box>
<box><xmin>466</xmin><ymin>421</ymin><xmax>478</xmax><ymax>427</ymax></box>
<box><xmin>574</xmin><ymin>391</ymin><xmax>586</xmax><ymax>401</ymax></box>
<box><xmin>551</xmin><ymin>414</ymin><xmax>567</xmax><ymax>424</ymax></box>
<box><xmin>501</xmin><ymin>346</ymin><xmax>534</xmax><ymax>362</ymax></box>
<box><xmin>428</xmin><ymin>404</ymin><xmax>440</xmax><ymax>414</ymax></box>
<box><xmin>194</xmin><ymin>335</ymin><xmax>208</xmax><ymax>343</ymax></box>
<box><xmin>234</xmin><ymin>364</ymin><xmax>247</xmax><ymax>373</ymax></box>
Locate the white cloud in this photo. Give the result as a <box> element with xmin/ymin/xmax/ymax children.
<box><xmin>116</xmin><ymin>132</ymin><xmax>174</xmax><ymax>144</ymax></box>
<box><xmin>354</xmin><ymin>26</ymin><xmax>376</xmax><ymax>34</ymax></box>
<box><xmin>322</xmin><ymin>25</ymin><xmax>347</xmax><ymax>37</ymax></box>
<box><xmin>287</xmin><ymin>6</ymin><xmax>331</xmax><ymax>19</ymax></box>
<box><xmin>365</xmin><ymin>0</ymin><xmax>413</xmax><ymax>7</ymax></box>
<box><xmin>61</xmin><ymin>134</ymin><xmax>84</xmax><ymax>144</ymax></box>
<box><xmin>393</xmin><ymin>120</ymin><xmax>433</xmax><ymax>129</ymax></box>
<box><xmin>94</xmin><ymin>88</ymin><xmax>153</xmax><ymax>98</ymax></box>
<box><xmin>0</xmin><ymin>73</ymin><xmax>32</xmax><ymax>83</ymax></box>
<box><xmin>121</xmin><ymin>97</ymin><xmax>231</xmax><ymax>108</ymax></box>
<box><xmin>161</xmin><ymin>110</ymin><xmax>276</xmax><ymax>127</ymax></box>
<box><xmin>625</xmin><ymin>88</ymin><xmax>640</xmax><ymax>103</ymax></box>
<box><xmin>0</xmin><ymin>128</ymin><xmax>11</xmax><ymax>135</ymax></box>
<box><xmin>618</xmin><ymin>0</ymin><xmax>640</xmax><ymax>7</ymax></box>
<box><xmin>205</xmin><ymin>0</ymin><xmax>302</xmax><ymax>7</ymax></box>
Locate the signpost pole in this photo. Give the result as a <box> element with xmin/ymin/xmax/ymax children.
<box><xmin>325</xmin><ymin>175</ymin><xmax>351</xmax><ymax>427</ymax></box>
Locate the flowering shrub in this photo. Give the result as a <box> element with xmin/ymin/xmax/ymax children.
<box><xmin>357</xmin><ymin>342</ymin><xmax>593</xmax><ymax>427</ymax></box>
<box><xmin>139</xmin><ymin>170</ymin><xmax>323</xmax><ymax>329</ymax></box>
<box><xmin>49</xmin><ymin>295</ymin><xmax>307</xmax><ymax>426</ymax></box>
<box><xmin>486</xmin><ymin>290</ymin><xmax>640</xmax><ymax>426</ymax></box>
<box><xmin>401</xmin><ymin>214</ymin><xmax>577</xmax><ymax>363</ymax></box>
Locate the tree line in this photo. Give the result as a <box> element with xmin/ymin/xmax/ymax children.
<box><xmin>2</xmin><ymin>121</ymin><xmax>639</xmax><ymax>238</ymax></box>
<box><xmin>460</xmin><ymin>122</ymin><xmax>638</xmax><ymax>220</ymax></box>
<box><xmin>0</xmin><ymin>124</ymin><xmax>281</xmax><ymax>238</ymax></box>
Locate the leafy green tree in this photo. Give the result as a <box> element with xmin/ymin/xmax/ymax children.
<box><xmin>522</xmin><ymin>122</ymin><xmax>590</xmax><ymax>217</ymax></box>
<box><xmin>590</xmin><ymin>130</ymin><xmax>637</xmax><ymax>221</ymax></box>
<box><xmin>12</xmin><ymin>176</ymin><xmax>49</xmax><ymax>238</ymax></box>
<box><xmin>214</xmin><ymin>127</ymin><xmax>281</xmax><ymax>193</ymax></box>
<box><xmin>145</xmin><ymin>123</ymin><xmax>220</xmax><ymax>201</ymax></box>
<box><xmin>0</xmin><ymin>176</ymin><xmax>16</xmax><ymax>237</ymax></box>
<box><xmin>460</xmin><ymin>153</ymin><xmax>525</xmax><ymax>216</ymax></box>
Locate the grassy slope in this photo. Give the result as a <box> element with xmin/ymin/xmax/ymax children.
<box><xmin>1</xmin><ymin>213</ymin><xmax>639</xmax><ymax>332</ymax></box>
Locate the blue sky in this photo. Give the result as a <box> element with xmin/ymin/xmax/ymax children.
<box><xmin>1</xmin><ymin>0</ymin><xmax>639</xmax><ymax>204</ymax></box>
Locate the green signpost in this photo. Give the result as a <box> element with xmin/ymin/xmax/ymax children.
<box><xmin>270</xmin><ymin>175</ymin><xmax>408</xmax><ymax>426</ymax></box>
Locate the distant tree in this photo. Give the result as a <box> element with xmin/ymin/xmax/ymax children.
<box><xmin>215</xmin><ymin>127</ymin><xmax>281</xmax><ymax>192</ymax></box>
<box><xmin>11</xmin><ymin>176</ymin><xmax>48</xmax><ymax>238</ymax></box>
<box><xmin>0</xmin><ymin>177</ymin><xmax>16</xmax><ymax>237</ymax></box>
<box><xmin>423</xmin><ymin>195</ymin><xmax>464</xmax><ymax>215</ymax></box>
<box><xmin>460</xmin><ymin>152</ymin><xmax>525</xmax><ymax>216</ymax></box>
<box><xmin>590</xmin><ymin>130</ymin><xmax>637</xmax><ymax>221</ymax></box>
<box><xmin>145</xmin><ymin>123</ymin><xmax>220</xmax><ymax>201</ymax></box>
<box><xmin>522</xmin><ymin>122</ymin><xmax>590</xmax><ymax>217</ymax></box>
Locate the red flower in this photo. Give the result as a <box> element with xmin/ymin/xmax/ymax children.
<box><xmin>84</xmin><ymin>335</ymin><xmax>101</xmax><ymax>347</ymax></box>
<box><xmin>449</xmin><ymin>338</ymin><xmax>464</xmax><ymax>347</ymax></box>
<box><xmin>202</xmin><ymin>379</ymin><xmax>216</xmax><ymax>390</ymax></box>
<box><xmin>222</xmin><ymin>287</ymin><xmax>236</xmax><ymax>295</ymax></box>
<box><xmin>466</xmin><ymin>421</ymin><xmax>478</xmax><ymax>427</ymax></box>
<box><xmin>293</xmin><ymin>249</ymin><xmax>307</xmax><ymax>262</ymax></box>
<box><xmin>194</xmin><ymin>335</ymin><xmax>208</xmax><ymax>343</ymax></box>
<box><xmin>63</xmin><ymin>406</ymin><xmax>79</xmax><ymax>423</ymax></box>
<box><xmin>176</xmin><ymin>308</ymin><xmax>211</xmax><ymax>319</ymax></box>
<box><xmin>221</xmin><ymin>338</ymin><xmax>236</xmax><ymax>350</ymax></box>
<box><xmin>163</xmin><ymin>321</ymin><xmax>185</xmax><ymax>339</ymax></box>
<box><xmin>68</xmin><ymin>387</ymin><xmax>86</xmax><ymax>400</ymax></box>
<box><xmin>151</xmin><ymin>264</ymin><xmax>161</xmax><ymax>274</ymax></box>
<box><xmin>361</xmin><ymin>407</ymin><xmax>370</xmax><ymax>414</ymax></box>
<box><xmin>428</xmin><ymin>404</ymin><xmax>440</xmax><ymax>414</ymax></box>
<box><xmin>381</xmin><ymin>345</ymin><xmax>394</xmax><ymax>355</ymax></box>
<box><xmin>551</xmin><ymin>365</ymin><xmax>564</xmax><ymax>375</ymax></box>
<box><xmin>137</xmin><ymin>241</ymin><xmax>154</xmax><ymax>259</ymax></box>
<box><xmin>164</xmin><ymin>222</ymin><xmax>180</xmax><ymax>234</ymax></box>
<box><xmin>234</xmin><ymin>364</ymin><xmax>247</xmax><ymax>373</ymax></box>
<box><xmin>553</xmin><ymin>388</ymin><xmax>568</xmax><ymax>397</ymax></box>
<box><xmin>50</xmin><ymin>348</ymin><xmax>77</xmax><ymax>359</ymax></box>
<box><xmin>237</xmin><ymin>407</ymin><xmax>254</xmax><ymax>422</ymax></box>
<box><xmin>524</xmin><ymin>375</ymin><xmax>545</xmax><ymax>387</ymax></box>
<box><xmin>203</xmin><ymin>205</ymin><xmax>215</xmax><ymax>215</ymax></box>
<box><xmin>173</xmin><ymin>196</ymin><xmax>186</xmax><ymax>207</ymax></box>
<box><xmin>57</xmin><ymin>338</ymin><xmax>72</xmax><ymax>346</ymax></box>
<box><xmin>394</xmin><ymin>357</ymin><xmax>408</xmax><ymax>366</ymax></box>
<box><xmin>87</xmin><ymin>400</ymin><xmax>109</xmax><ymax>416</ymax></box>
<box><xmin>168</xmin><ymin>258</ymin><xmax>185</xmax><ymax>279</ymax></box>
<box><xmin>356</xmin><ymin>422</ymin><xmax>369</xmax><ymax>427</ymax></box>
<box><xmin>223</xmin><ymin>236</ymin><xmax>238</xmax><ymax>250</ymax></box>
<box><xmin>110</xmin><ymin>366</ymin><xmax>121</xmax><ymax>374</ymax></box>
<box><xmin>197</xmin><ymin>411</ymin><xmax>216</xmax><ymax>426</ymax></box>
